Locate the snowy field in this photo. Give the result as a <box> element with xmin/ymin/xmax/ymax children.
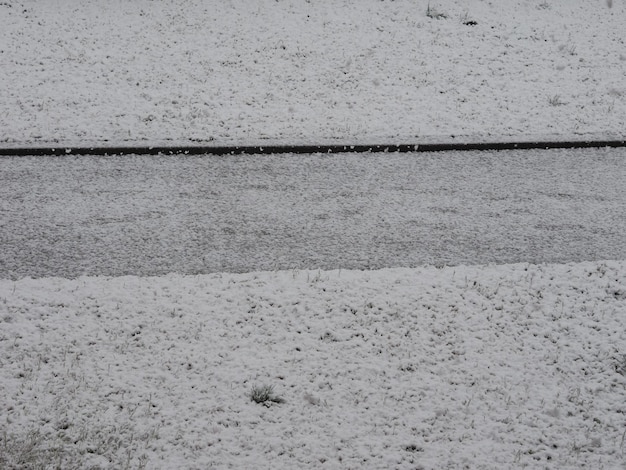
<box><xmin>2</xmin><ymin>262</ymin><xmax>626</xmax><ymax>469</ymax></box>
<box><xmin>1</xmin><ymin>0</ymin><xmax>625</xmax><ymax>146</ymax></box>
<box><xmin>2</xmin><ymin>0</ymin><xmax>626</xmax><ymax>469</ymax></box>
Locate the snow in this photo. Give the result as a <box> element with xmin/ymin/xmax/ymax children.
<box><xmin>2</xmin><ymin>1</ymin><xmax>626</xmax><ymax>468</ymax></box>
<box><xmin>1</xmin><ymin>0</ymin><xmax>625</xmax><ymax>147</ymax></box>
<box><xmin>2</xmin><ymin>262</ymin><xmax>626</xmax><ymax>468</ymax></box>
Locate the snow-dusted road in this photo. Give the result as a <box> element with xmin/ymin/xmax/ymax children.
<box><xmin>1</xmin><ymin>147</ymin><xmax>625</xmax><ymax>279</ymax></box>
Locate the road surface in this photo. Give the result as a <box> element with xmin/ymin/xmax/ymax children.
<box><xmin>1</xmin><ymin>147</ymin><xmax>625</xmax><ymax>279</ymax></box>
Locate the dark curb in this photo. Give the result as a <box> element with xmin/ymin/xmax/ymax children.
<box><xmin>0</xmin><ymin>140</ymin><xmax>625</xmax><ymax>156</ymax></box>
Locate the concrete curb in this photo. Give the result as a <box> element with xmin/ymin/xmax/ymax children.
<box><xmin>0</xmin><ymin>140</ymin><xmax>625</xmax><ymax>156</ymax></box>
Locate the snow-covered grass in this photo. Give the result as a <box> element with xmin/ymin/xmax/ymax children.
<box><xmin>1</xmin><ymin>0</ymin><xmax>625</xmax><ymax>146</ymax></box>
<box><xmin>2</xmin><ymin>261</ymin><xmax>626</xmax><ymax>469</ymax></box>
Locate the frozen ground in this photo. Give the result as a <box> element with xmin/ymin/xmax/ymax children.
<box><xmin>1</xmin><ymin>0</ymin><xmax>625</xmax><ymax>146</ymax></box>
<box><xmin>1</xmin><ymin>262</ymin><xmax>626</xmax><ymax>469</ymax></box>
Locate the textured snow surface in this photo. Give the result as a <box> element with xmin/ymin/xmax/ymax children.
<box><xmin>1</xmin><ymin>0</ymin><xmax>625</xmax><ymax>146</ymax></box>
<box><xmin>1</xmin><ymin>261</ymin><xmax>626</xmax><ymax>469</ymax></box>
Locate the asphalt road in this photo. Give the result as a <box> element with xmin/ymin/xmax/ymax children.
<box><xmin>1</xmin><ymin>147</ymin><xmax>625</xmax><ymax>279</ymax></box>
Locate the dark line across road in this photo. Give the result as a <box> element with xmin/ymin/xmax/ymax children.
<box><xmin>1</xmin><ymin>139</ymin><xmax>625</xmax><ymax>156</ymax></box>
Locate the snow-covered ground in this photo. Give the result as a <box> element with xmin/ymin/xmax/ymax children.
<box><xmin>2</xmin><ymin>262</ymin><xmax>626</xmax><ymax>469</ymax></box>
<box><xmin>1</xmin><ymin>0</ymin><xmax>625</xmax><ymax>146</ymax></box>
<box><xmin>2</xmin><ymin>1</ymin><xmax>626</xmax><ymax>469</ymax></box>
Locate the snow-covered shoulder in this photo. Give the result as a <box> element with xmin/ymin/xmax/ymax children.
<box><xmin>1</xmin><ymin>0</ymin><xmax>625</xmax><ymax>145</ymax></box>
<box><xmin>2</xmin><ymin>260</ymin><xmax>625</xmax><ymax>468</ymax></box>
